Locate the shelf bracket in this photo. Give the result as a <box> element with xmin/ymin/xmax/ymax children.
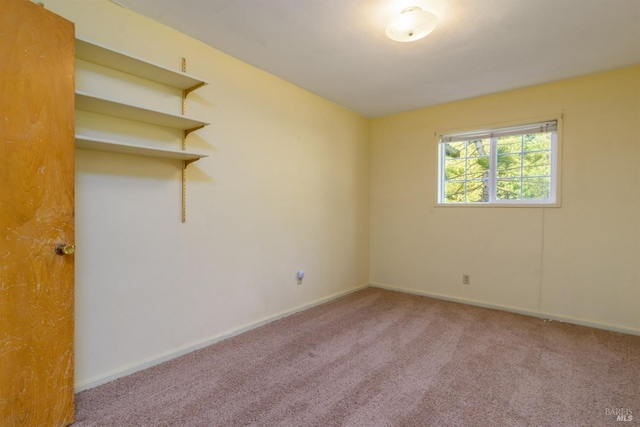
<box><xmin>180</xmin><ymin>58</ymin><xmax>207</xmax><ymax>222</ymax></box>
<box><xmin>181</xmin><ymin>127</ymin><xmax>203</xmax><ymax>223</ymax></box>
<box><xmin>184</xmin><ymin>159</ymin><xmax>198</xmax><ymax>168</ymax></box>
<box><xmin>182</xmin><ymin>83</ymin><xmax>206</xmax><ymax>115</ymax></box>
<box><xmin>182</xmin><ymin>161</ymin><xmax>187</xmax><ymax>223</ymax></box>
<box><xmin>182</xmin><ymin>57</ymin><xmax>188</xmax><ymax>223</ymax></box>
<box><xmin>184</xmin><ymin>82</ymin><xmax>206</xmax><ymax>97</ymax></box>
<box><xmin>181</xmin><ymin>58</ymin><xmax>206</xmax><ymax>115</ymax></box>
<box><xmin>180</xmin><ymin>156</ymin><xmax>201</xmax><ymax>223</ymax></box>
<box><xmin>183</xmin><ymin>125</ymin><xmax>205</xmax><ymax>142</ymax></box>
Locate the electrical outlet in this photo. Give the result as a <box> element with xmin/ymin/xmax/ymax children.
<box><xmin>462</xmin><ymin>274</ymin><xmax>470</xmax><ymax>285</ymax></box>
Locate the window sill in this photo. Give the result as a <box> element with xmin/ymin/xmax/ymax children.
<box><xmin>435</xmin><ymin>202</ymin><xmax>561</xmax><ymax>208</ymax></box>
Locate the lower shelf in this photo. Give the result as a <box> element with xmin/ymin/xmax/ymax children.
<box><xmin>75</xmin><ymin>135</ymin><xmax>208</xmax><ymax>162</ymax></box>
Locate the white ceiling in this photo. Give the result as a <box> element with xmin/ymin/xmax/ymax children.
<box><xmin>112</xmin><ymin>0</ymin><xmax>640</xmax><ymax>118</ymax></box>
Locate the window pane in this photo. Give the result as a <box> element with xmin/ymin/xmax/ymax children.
<box><xmin>444</xmin><ymin>181</ymin><xmax>465</xmax><ymax>203</ymax></box>
<box><xmin>467</xmin><ymin>180</ymin><xmax>489</xmax><ymax>202</ymax></box>
<box><xmin>497</xmin><ymin>135</ymin><xmax>522</xmax><ymax>154</ymax></box>
<box><xmin>497</xmin><ymin>154</ymin><xmax>521</xmax><ymax>178</ymax></box>
<box><xmin>467</xmin><ymin>139</ymin><xmax>490</xmax><ymax>157</ymax></box>
<box><xmin>522</xmin><ymin>178</ymin><xmax>550</xmax><ymax>200</ymax></box>
<box><xmin>466</xmin><ymin>156</ymin><xmax>489</xmax><ymax>179</ymax></box>
<box><xmin>496</xmin><ymin>178</ymin><xmax>521</xmax><ymax>200</ymax></box>
<box><xmin>442</xmin><ymin>140</ymin><xmax>490</xmax><ymax>204</ymax></box>
<box><xmin>523</xmin><ymin>152</ymin><xmax>550</xmax><ymax>176</ymax></box>
<box><xmin>523</xmin><ymin>133</ymin><xmax>551</xmax><ymax>151</ymax></box>
<box><xmin>444</xmin><ymin>159</ymin><xmax>465</xmax><ymax>181</ymax></box>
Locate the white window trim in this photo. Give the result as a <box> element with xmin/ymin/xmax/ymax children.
<box><xmin>435</xmin><ymin>116</ymin><xmax>562</xmax><ymax>208</ymax></box>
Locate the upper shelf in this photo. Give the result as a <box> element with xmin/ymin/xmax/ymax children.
<box><xmin>76</xmin><ymin>90</ymin><xmax>209</xmax><ymax>130</ymax></box>
<box><xmin>75</xmin><ymin>37</ymin><xmax>208</xmax><ymax>91</ymax></box>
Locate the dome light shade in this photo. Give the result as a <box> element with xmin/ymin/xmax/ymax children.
<box><xmin>385</xmin><ymin>6</ymin><xmax>438</xmax><ymax>42</ymax></box>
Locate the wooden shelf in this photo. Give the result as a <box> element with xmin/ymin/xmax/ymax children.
<box><xmin>75</xmin><ymin>91</ymin><xmax>209</xmax><ymax>130</ymax></box>
<box><xmin>75</xmin><ymin>135</ymin><xmax>208</xmax><ymax>162</ymax></box>
<box><xmin>75</xmin><ymin>37</ymin><xmax>208</xmax><ymax>91</ymax></box>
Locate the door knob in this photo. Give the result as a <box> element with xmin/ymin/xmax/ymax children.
<box><xmin>55</xmin><ymin>244</ymin><xmax>75</xmax><ymax>256</ymax></box>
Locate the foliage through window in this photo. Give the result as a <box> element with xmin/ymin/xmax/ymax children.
<box><xmin>438</xmin><ymin>121</ymin><xmax>558</xmax><ymax>205</ymax></box>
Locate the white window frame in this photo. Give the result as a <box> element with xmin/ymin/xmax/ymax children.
<box><xmin>436</xmin><ymin>117</ymin><xmax>562</xmax><ymax>207</ymax></box>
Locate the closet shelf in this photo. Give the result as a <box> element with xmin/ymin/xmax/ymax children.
<box><xmin>75</xmin><ymin>90</ymin><xmax>209</xmax><ymax>130</ymax></box>
<box><xmin>75</xmin><ymin>37</ymin><xmax>208</xmax><ymax>91</ymax></box>
<box><xmin>75</xmin><ymin>135</ymin><xmax>208</xmax><ymax>162</ymax></box>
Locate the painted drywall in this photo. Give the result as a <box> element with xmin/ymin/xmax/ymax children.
<box><xmin>43</xmin><ymin>0</ymin><xmax>370</xmax><ymax>390</ymax></box>
<box><xmin>34</xmin><ymin>0</ymin><xmax>638</xmax><ymax>391</ymax></box>
<box><xmin>370</xmin><ymin>66</ymin><xmax>640</xmax><ymax>334</ymax></box>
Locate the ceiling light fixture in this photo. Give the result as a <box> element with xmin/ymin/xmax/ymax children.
<box><xmin>385</xmin><ymin>6</ymin><xmax>438</xmax><ymax>42</ymax></box>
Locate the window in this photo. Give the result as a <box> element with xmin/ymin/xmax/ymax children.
<box><xmin>438</xmin><ymin>120</ymin><xmax>559</xmax><ymax>205</ymax></box>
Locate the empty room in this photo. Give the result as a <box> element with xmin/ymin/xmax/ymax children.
<box><xmin>1</xmin><ymin>0</ymin><xmax>639</xmax><ymax>426</ymax></box>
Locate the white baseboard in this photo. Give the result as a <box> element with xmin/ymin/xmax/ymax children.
<box><xmin>370</xmin><ymin>282</ymin><xmax>640</xmax><ymax>337</ymax></box>
<box><xmin>75</xmin><ymin>283</ymin><xmax>369</xmax><ymax>392</ymax></box>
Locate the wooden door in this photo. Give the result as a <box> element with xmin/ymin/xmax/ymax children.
<box><xmin>0</xmin><ymin>1</ymin><xmax>75</xmax><ymax>426</ymax></box>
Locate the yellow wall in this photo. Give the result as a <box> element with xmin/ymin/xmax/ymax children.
<box><xmin>371</xmin><ymin>66</ymin><xmax>640</xmax><ymax>334</ymax></box>
<box><xmin>44</xmin><ymin>0</ymin><xmax>370</xmax><ymax>389</ymax></box>
<box><xmin>41</xmin><ymin>0</ymin><xmax>640</xmax><ymax>390</ymax></box>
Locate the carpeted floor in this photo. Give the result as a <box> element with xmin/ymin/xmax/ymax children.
<box><xmin>72</xmin><ymin>288</ymin><xmax>639</xmax><ymax>426</ymax></box>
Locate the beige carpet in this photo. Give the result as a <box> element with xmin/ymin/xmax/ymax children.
<box><xmin>72</xmin><ymin>288</ymin><xmax>639</xmax><ymax>426</ymax></box>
